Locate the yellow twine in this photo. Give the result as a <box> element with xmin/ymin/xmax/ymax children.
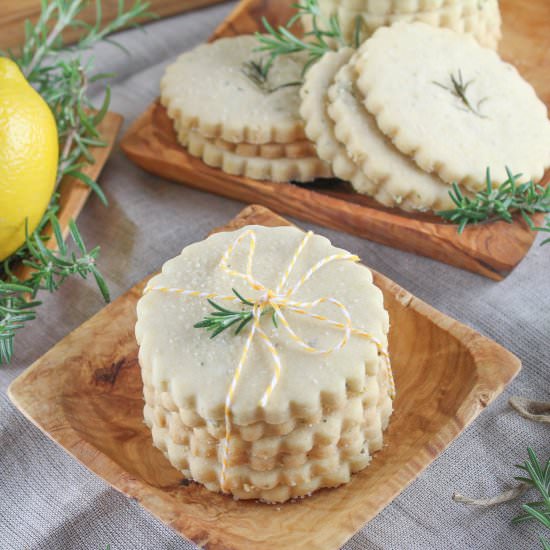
<box><xmin>144</xmin><ymin>229</ymin><xmax>395</xmax><ymax>492</ymax></box>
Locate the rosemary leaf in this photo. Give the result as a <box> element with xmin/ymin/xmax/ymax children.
<box><xmin>253</xmin><ymin>0</ymin><xmax>363</xmax><ymax>78</ymax></box>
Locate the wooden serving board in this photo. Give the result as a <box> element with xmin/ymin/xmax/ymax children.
<box><xmin>120</xmin><ymin>0</ymin><xmax>550</xmax><ymax>281</ymax></box>
<box><xmin>8</xmin><ymin>205</ymin><xmax>521</xmax><ymax>550</ymax></box>
<box><xmin>12</xmin><ymin>112</ymin><xmax>123</xmax><ymax>282</ymax></box>
<box><xmin>0</xmin><ymin>0</ymin><xmax>227</xmax><ymax>50</ymax></box>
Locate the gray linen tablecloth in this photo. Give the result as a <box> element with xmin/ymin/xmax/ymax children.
<box><xmin>1</xmin><ymin>4</ymin><xmax>548</xmax><ymax>549</ymax></box>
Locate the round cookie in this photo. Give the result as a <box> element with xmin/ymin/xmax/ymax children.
<box><xmin>174</xmin><ymin>121</ymin><xmax>317</xmax><ymax>159</ymax></box>
<box><xmin>300</xmin><ymin>48</ymin><xmax>378</xmax><ymax>198</ymax></box>
<box><xmin>320</xmin><ymin>0</ymin><xmax>485</xmax><ymax>20</ymax></box>
<box><xmin>327</xmin><ymin>57</ymin><xmax>459</xmax><ymax>211</ymax></box>
<box><xmin>215</xmin><ymin>138</ymin><xmax>318</xmax><ymax>160</ymax></box>
<box><xmin>323</xmin><ymin>0</ymin><xmax>471</xmax><ymax>15</ymax></box>
<box><xmin>145</xmin><ymin>380</ymin><xmax>390</xmax><ymax>466</ymax></box>
<box><xmin>354</xmin><ymin>22</ymin><xmax>550</xmax><ymax>190</ymax></box>
<box><xmin>184</xmin><ymin>130</ymin><xmax>332</xmax><ymax>182</ymax></box>
<box><xmin>161</xmin><ymin>35</ymin><xmax>307</xmax><ymax>144</ymax></box>
<box><xmin>137</xmin><ymin>226</ymin><xmax>390</xmax><ymax>425</ymax></box>
<box><xmin>314</xmin><ymin>0</ymin><xmax>501</xmax><ymax>49</ymax></box>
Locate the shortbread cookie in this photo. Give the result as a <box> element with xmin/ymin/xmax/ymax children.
<box><xmin>144</xmin><ymin>377</ymin><xmax>389</xmax><ymax>446</ymax></box>
<box><xmin>320</xmin><ymin>0</ymin><xmax>485</xmax><ymax>20</ymax></box>
<box><xmin>168</xmin><ymin>443</ymin><xmax>371</xmax><ymax>503</ymax></box>
<box><xmin>300</xmin><ymin>48</ymin><xmax>379</xmax><ymax>198</ymax></box>
<box><xmin>301</xmin><ymin>48</ymin><xmax>458</xmax><ymax>210</ymax></box>
<box><xmin>174</xmin><ymin>119</ymin><xmax>316</xmax><ymax>159</ymax></box>
<box><xmin>215</xmin><ymin>138</ymin><xmax>317</xmax><ymax>160</ymax></box>
<box><xmin>174</xmin><ymin>120</ymin><xmax>316</xmax><ymax>159</ymax></box>
<box><xmin>327</xmin><ymin>58</ymin><xmax>457</xmax><ymax>211</ymax></box>
<box><xmin>146</xmin><ymin>391</ymin><xmax>390</xmax><ymax>468</ymax></box>
<box><xmin>161</xmin><ymin>35</ymin><xmax>307</xmax><ymax>144</ymax></box>
<box><xmin>323</xmin><ymin>0</ymin><xmax>475</xmax><ymax>15</ymax></box>
<box><xmin>137</xmin><ymin>226</ymin><xmax>390</xmax><ymax>426</ymax></box>
<box><xmin>144</xmin><ymin>364</ymin><xmax>391</xmax><ymax>465</ymax></box>
<box><xmin>137</xmin><ymin>226</ymin><xmax>393</xmax><ymax>501</ymax></box>
<box><xmin>308</xmin><ymin>0</ymin><xmax>501</xmax><ymax>49</ymax></box>
<box><xmin>184</xmin><ymin>130</ymin><xmax>332</xmax><ymax>182</ymax></box>
<box><xmin>147</xmin><ymin>373</ymin><xmax>391</xmax><ymax>502</ymax></box>
<box><xmin>355</xmin><ymin>23</ymin><xmax>550</xmax><ymax>189</ymax></box>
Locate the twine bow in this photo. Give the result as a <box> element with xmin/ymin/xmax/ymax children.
<box><xmin>145</xmin><ymin>229</ymin><xmax>395</xmax><ymax>491</ymax></box>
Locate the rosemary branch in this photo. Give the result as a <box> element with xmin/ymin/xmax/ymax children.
<box><xmin>0</xmin><ymin>214</ymin><xmax>110</xmax><ymax>364</ymax></box>
<box><xmin>0</xmin><ymin>0</ymin><xmax>153</xmax><ymax>364</ymax></box>
<box><xmin>437</xmin><ymin>168</ymin><xmax>550</xmax><ymax>238</ymax></box>
<box><xmin>512</xmin><ymin>448</ymin><xmax>550</xmax><ymax>549</ymax></box>
<box><xmin>525</xmin><ymin>215</ymin><xmax>550</xmax><ymax>245</ymax></box>
<box><xmin>194</xmin><ymin>289</ymin><xmax>277</xmax><ymax>339</ymax></box>
<box><xmin>254</xmin><ymin>0</ymin><xmax>363</xmax><ymax>78</ymax></box>
<box><xmin>454</xmin><ymin>448</ymin><xmax>550</xmax><ymax>550</ymax></box>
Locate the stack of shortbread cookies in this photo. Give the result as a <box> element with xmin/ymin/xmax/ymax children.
<box><xmin>137</xmin><ymin>225</ymin><xmax>394</xmax><ymax>502</ymax></box>
<box><xmin>300</xmin><ymin>22</ymin><xmax>550</xmax><ymax>211</ymax></box>
<box><xmin>303</xmin><ymin>0</ymin><xmax>502</xmax><ymax>50</ymax></box>
<box><xmin>161</xmin><ymin>21</ymin><xmax>550</xmax><ymax>213</ymax></box>
<box><xmin>161</xmin><ymin>36</ymin><xmax>333</xmax><ymax>183</ymax></box>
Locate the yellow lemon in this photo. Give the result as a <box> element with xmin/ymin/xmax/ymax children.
<box><xmin>0</xmin><ymin>57</ymin><xmax>58</xmax><ymax>261</ymax></box>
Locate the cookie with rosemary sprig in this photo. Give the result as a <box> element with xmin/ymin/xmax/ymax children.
<box><xmin>326</xmin><ymin>53</ymin><xmax>460</xmax><ymax>211</ymax></box>
<box><xmin>354</xmin><ymin>22</ymin><xmax>550</xmax><ymax>191</ymax></box>
<box><xmin>161</xmin><ymin>35</ymin><xmax>307</xmax><ymax>145</ymax></box>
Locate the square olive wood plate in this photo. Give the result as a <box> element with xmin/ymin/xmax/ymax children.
<box><xmin>119</xmin><ymin>0</ymin><xmax>550</xmax><ymax>282</ymax></box>
<box><xmin>12</xmin><ymin>111</ymin><xmax>123</xmax><ymax>281</ymax></box>
<box><xmin>8</xmin><ymin>204</ymin><xmax>521</xmax><ymax>550</ymax></box>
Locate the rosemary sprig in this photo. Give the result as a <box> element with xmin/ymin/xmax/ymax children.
<box><xmin>0</xmin><ymin>0</ymin><xmax>153</xmax><ymax>364</ymax></box>
<box><xmin>454</xmin><ymin>448</ymin><xmax>550</xmax><ymax>549</ymax></box>
<box><xmin>513</xmin><ymin>448</ymin><xmax>550</xmax><ymax>549</ymax></box>
<box><xmin>254</xmin><ymin>0</ymin><xmax>362</xmax><ymax>77</ymax></box>
<box><xmin>241</xmin><ymin>59</ymin><xmax>302</xmax><ymax>94</ymax></box>
<box><xmin>433</xmin><ymin>70</ymin><xmax>488</xmax><ymax>118</ymax></box>
<box><xmin>524</xmin><ymin>215</ymin><xmax>550</xmax><ymax>245</ymax></box>
<box><xmin>437</xmin><ymin>168</ymin><xmax>550</xmax><ymax>236</ymax></box>
<box><xmin>194</xmin><ymin>289</ymin><xmax>277</xmax><ymax>339</ymax></box>
<box><xmin>0</xmin><ymin>213</ymin><xmax>110</xmax><ymax>364</ymax></box>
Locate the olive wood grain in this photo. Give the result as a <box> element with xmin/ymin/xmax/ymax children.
<box><xmin>12</xmin><ymin>111</ymin><xmax>123</xmax><ymax>282</ymax></box>
<box><xmin>120</xmin><ymin>0</ymin><xmax>550</xmax><ymax>281</ymax></box>
<box><xmin>8</xmin><ymin>204</ymin><xmax>521</xmax><ymax>550</ymax></box>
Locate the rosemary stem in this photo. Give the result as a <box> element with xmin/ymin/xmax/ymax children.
<box><xmin>25</xmin><ymin>1</ymin><xmax>83</xmax><ymax>77</ymax></box>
